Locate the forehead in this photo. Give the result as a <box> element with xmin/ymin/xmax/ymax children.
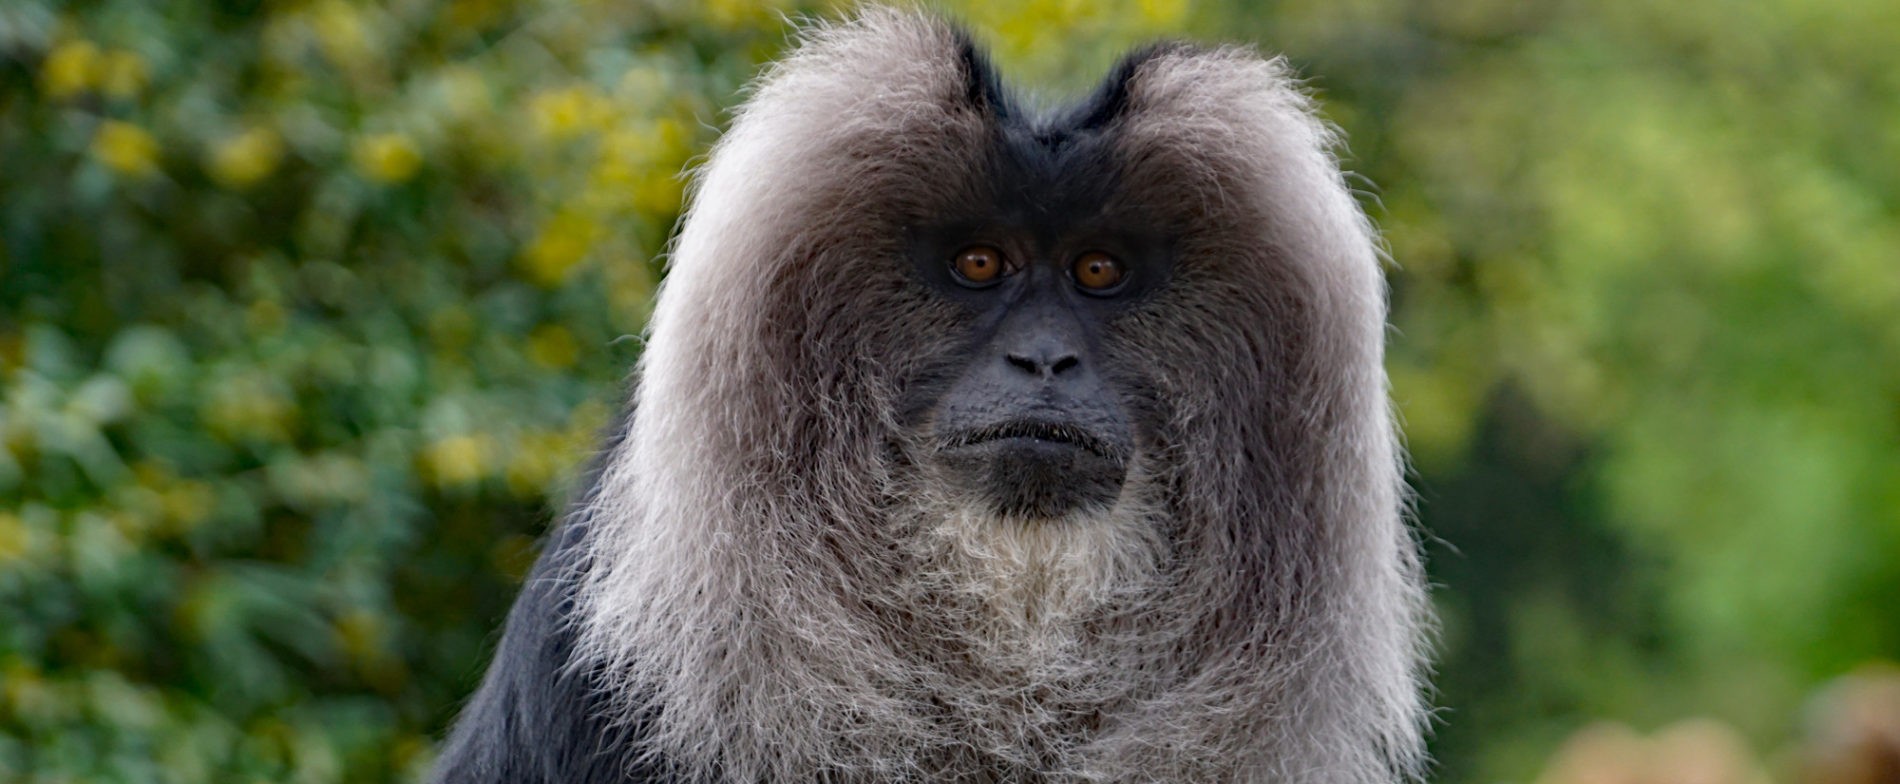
<box><xmin>947</xmin><ymin>41</ymin><xmax>1163</xmax><ymax>233</ymax></box>
<box><xmin>972</xmin><ymin>125</ymin><xmax>1121</xmax><ymax>232</ymax></box>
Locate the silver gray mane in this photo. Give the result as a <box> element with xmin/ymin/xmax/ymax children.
<box><xmin>574</xmin><ymin>8</ymin><xmax>1431</xmax><ymax>782</ymax></box>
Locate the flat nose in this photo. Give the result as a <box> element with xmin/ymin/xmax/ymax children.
<box><xmin>996</xmin><ymin>294</ymin><xmax>1088</xmax><ymax>380</ymax></box>
<box><xmin>1004</xmin><ymin>344</ymin><xmax>1081</xmax><ymax>379</ymax></box>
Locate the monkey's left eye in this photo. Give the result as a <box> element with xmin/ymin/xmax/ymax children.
<box><xmin>1071</xmin><ymin>252</ymin><xmax>1126</xmax><ymax>293</ymax></box>
<box><xmin>951</xmin><ymin>245</ymin><xmax>1008</xmax><ymax>287</ymax></box>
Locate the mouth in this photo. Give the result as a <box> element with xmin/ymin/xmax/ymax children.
<box><xmin>934</xmin><ymin>419</ymin><xmax>1132</xmax><ymax>518</ymax></box>
<box><xmin>944</xmin><ymin>420</ymin><xmax>1122</xmax><ymax>463</ymax></box>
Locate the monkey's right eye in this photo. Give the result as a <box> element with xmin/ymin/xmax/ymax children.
<box><xmin>950</xmin><ymin>246</ymin><xmax>1008</xmax><ymax>287</ymax></box>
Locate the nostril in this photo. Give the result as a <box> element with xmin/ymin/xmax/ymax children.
<box><xmin>1005</xmin><ymin>352</ymin><xmax>1082</xmax><ymax>378</ymax></box>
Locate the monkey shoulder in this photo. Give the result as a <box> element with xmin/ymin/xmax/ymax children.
<box><xmin>431</xmin><ymin>508</ymin><xmax>670</xmax><ymax>783</ymax></box>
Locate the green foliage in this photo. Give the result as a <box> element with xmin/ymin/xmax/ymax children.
<box><xmin>1240</xmin><ymin>0</ymin><xmax>1900</xmax><ymax>778</ymax></box>
<box><xmin>1</xmin><ymin>0</ymin><xmax>792</xmax><ymax>779</ymax></box>
<box><xmin>2</xmin><ymin>0</ymin><xmax>1896</xmax><ymax>782</ymax></box>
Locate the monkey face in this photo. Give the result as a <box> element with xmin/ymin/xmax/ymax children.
<box><xmin>905</xmin><ymin>223</ymin><xmax>1170</xmax><ymax>520</ymax></box>
<box><xmin>922</xmin><ymin>250</ymin><xmax>1135</xmax><ymax>518</ymax></box>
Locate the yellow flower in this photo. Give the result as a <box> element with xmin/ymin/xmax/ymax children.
<box><xmin>333</xmin><ymin>609</ymin><xmax>387</xmax><ymax>664</ymax></box>
<box><xmin>91</xmin><ymin>121</ymin><xmax>160</xmax><ymax>177</ymax></box>
<box><xmin>421</xmin><ymin>434</ymin><xmax>495</xmax><ymax>487</ymax></box>
<box><xmin>589</xmin><ymin>125</ymin><xmax>662</xmax><ymax>204</ymax></box>
<box><xmin>657</xmin><ymin>115</ymin><xmax>693</xmax><ymax>150</ymax></box>
<box><xmin>529</xmin><ymin>86</ymin><xmax>606</xmax><ymax>141</ymax></box>
<box><xmin>352</xmin><ymin>132</ymin><xmax>421</xmax><ymax>183</ymax></box>
<box><xmin>504</xmin><ymin>431</ymin><xmax>574</xmax><ymax>497</ymax></box>
<box><xmin>633</xmin><ymin>170</ymin><xmax>685</xmax><ymax>214</ymax></box>
<box><xmin>208</xmin><ymin>126</ymin><xmax>285</xmax><ymax>189</ymax></box>
<box><xmin>568</xmin><ymin>400</ymin><xmax>610</xmax><ymax>436</ymax></box>
<box><xmin>1138</xmin><ymin>0</ymin><xmax>1189</xmax><ymax>26</ymax></box>
<box><xmin>518</xmin><ymin>211</ymin><xmax>601</xmax><ymax>287</ymax></box>
<box><xmin>203</xmin><ymin>375</ymin><xmax>294</xmax><ymax>443</ymax></box>
<box><xmin>40</xmin><ymin>40</ymin><xmax>99</xmax><ymax>99</ymax></box>
<box><xmin>615</xmin><ymin>66</ymin><xmax>671</xmax><ymax>109</ymax></box>
<box><xmin>312</xmin><ymin>0</ymin><xmax>372</xmax><ymax>70</ymax></box>
<box><xmin>0</xmin><ymin>511</ymin><xmax>32</xmax><ymax>565</ymax></box>
<box><xmin>98</xmin><ymin>50</ymin><xmax>149</xmax><ymax>99</ymax></box>
<box><xmin>1389</xmin><ymin>365</ymin><xmax>1480</xmax><ymax>467</ymax></box>
<box><xmin>705</xmin><ymin>0</ymin><xmax>782</xmax><ymax>28</ymax></box>
<box><xmin>136</xmin><ymin>470</ymin><xmax>215</xmax><ymax>536</ymax></box>
<box><xmin>1</xmin><ymin>660</ymin><xmax>58</xmax><ymax>722</ymax></box>
<box><xmin>599</xmin><ymin>118</ymin><xmax>693</xmax><ymax>216</ymax></box>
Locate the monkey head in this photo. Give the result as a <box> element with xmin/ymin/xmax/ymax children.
<box><xmin>558</xmin><ymin>9</ymin><xmax>1430</xmax><ymax>782</ymax></box>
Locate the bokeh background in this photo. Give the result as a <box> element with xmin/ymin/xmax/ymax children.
<box><xmin>3</xmin><ymin>0</ymin><xmax>1897</xmax><ymax>781</ymax></box>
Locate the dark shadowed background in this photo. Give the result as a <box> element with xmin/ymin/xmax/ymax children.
<box><xmin>2</xmin><ymin>0</ymin><xmax>1896</xmax><ymax>781</ymax></box>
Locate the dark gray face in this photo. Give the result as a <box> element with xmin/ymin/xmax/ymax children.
<box><xmin>907</xmin><ymin>213</ymin><xmax>1170</xmax><ymax>519</ymax></box>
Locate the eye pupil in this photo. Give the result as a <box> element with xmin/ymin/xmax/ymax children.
<box><xmin>1072</xmin><ymin>252</ymin><xmax>1124</xmax><ymax>292</ymax></box>
<box><xmin>952</xmin><ymin>246</ymin><xmax>1006</xmax><ymax>285</ymax></box>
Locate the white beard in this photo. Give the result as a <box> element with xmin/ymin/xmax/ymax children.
<box><xmin>894</xmin><ymin>470</ymin><xmax>1170</xmax><ymax>668</ymax></box>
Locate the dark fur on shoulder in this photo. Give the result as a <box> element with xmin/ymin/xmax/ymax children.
<box><xmin>431</xmin><ymin>407</ymin><xmax>678</xmax><ymax>782</ymax></box>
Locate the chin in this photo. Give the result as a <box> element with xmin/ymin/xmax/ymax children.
<box><xmin>903</xmin><ymin>456</ymin><xmax>1168</xmax><ymax>642</ymax></box>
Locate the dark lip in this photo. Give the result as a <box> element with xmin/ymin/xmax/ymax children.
<box><xmin>942</xmin><ymin>420</ymin><xmax>1121</xmax><ymax>462</ymax></box>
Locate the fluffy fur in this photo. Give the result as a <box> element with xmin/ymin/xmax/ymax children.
<box><xmin>436</xmin><ymin>8</ymin><xmax>1430</xmax><ymax>783</ymax></box>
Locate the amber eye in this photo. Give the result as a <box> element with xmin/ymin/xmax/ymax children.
<box><xmin>951</xmin><ymin>245</ymin><xmax>1007</xmax><ymax>286</ymax></box>
<box><xmin>1071</xmin><ymin>251</ymin><xmax>1125</xmax><ymax>292</ymax></box>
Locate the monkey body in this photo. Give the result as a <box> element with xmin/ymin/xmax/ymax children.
<box><xmin>435</xmin><ymin>9</ymin><xmax>1429</xmax><ymax>783</ymax></box>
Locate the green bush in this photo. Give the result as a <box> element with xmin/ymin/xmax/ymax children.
<box><xmin>0</xmin><ymin>1</ymin><xmax>790</xmax><ymax>779</ymax></box>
